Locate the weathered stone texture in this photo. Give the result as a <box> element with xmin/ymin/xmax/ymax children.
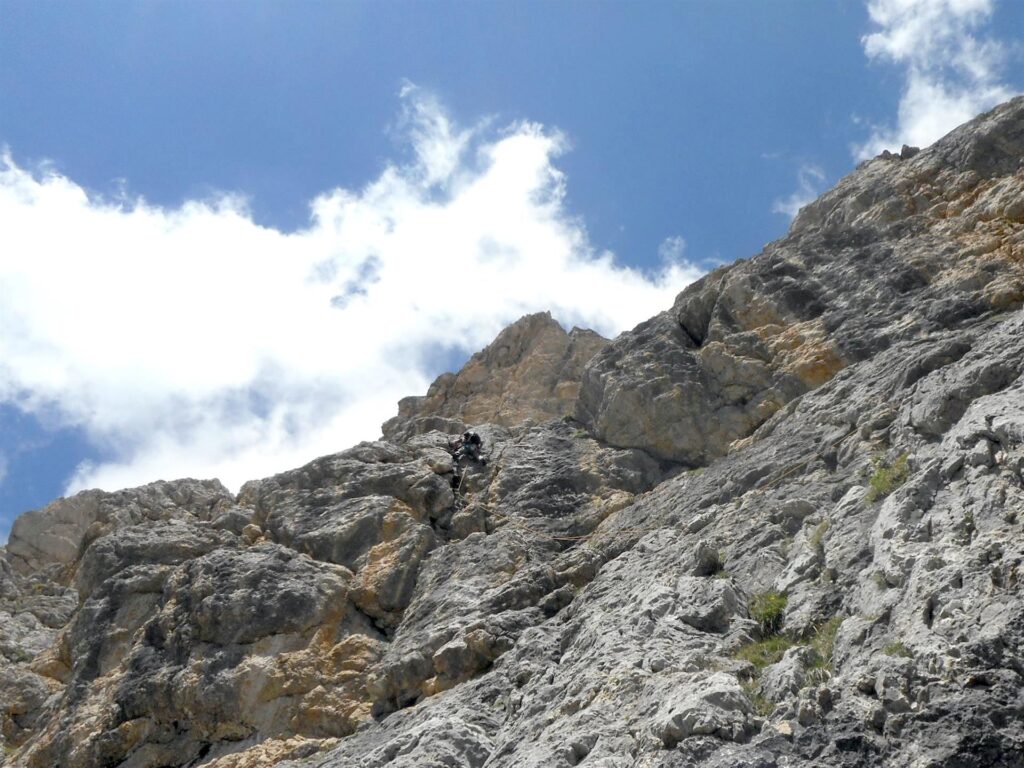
<box><xmin>576</xmin><ymin>97</ymin><xmax>1024</xmax><ymax>465</ymax></box>
<box><xmin>383</xmin><ymin>311</ymin><xmax>607</xmax><ymax>441</ymax></box>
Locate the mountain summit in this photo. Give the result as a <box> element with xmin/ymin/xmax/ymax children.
<box><xmin>2</xmin><ymin>97</ymin><xmax>1023</xmax><ymax>767</ymax></box>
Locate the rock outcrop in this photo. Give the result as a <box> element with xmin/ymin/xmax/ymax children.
<box><xmin>2</xmin><ymin>97</ymin><xmax>1023</xmax><ymax>767</ymax></box>
<box><xmin>577</xmin><ymin>97</ymin><xmax>1024</xmax><ymax>465</ymax></box>
<box><xmin>383</xmin><ymin>312</ymin><xmax>607</xmax><ymax>442</ymax></box>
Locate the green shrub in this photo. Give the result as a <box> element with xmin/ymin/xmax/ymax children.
<box><xmin>734</xmin><ymin>614</ymin><xmax>846</xmax><ymax>714</ymax></box>
<box><xmin>883</xmin><ymin>642</ymin><xmax>913</xmax><ymax>658</ymax></box>
<box><xmin>866</xmin><ymin>453</ymin><xmax>910</xmax><ymax>502</ymax></box>
<box><xmin>733</xmin><ymin>634</ymin><xmax>796</xmax><ymax>671</ymax></box>
<box><xmin>749</xmin><ymin>591</ymin><xmax>787</xmax><ymax>636</ymax></box>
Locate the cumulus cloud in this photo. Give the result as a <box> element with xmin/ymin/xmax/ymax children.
<box><xmin>772</xmin><ymin>164</ymin><xmax>826</xmax><ymax>219</ymax></box>
<box><xmin>855</xmin><ymin>0</ymin><xmax>1019</xmax><ymax>159</ymax></box>
<box><xmin>0</xmin><ymin>86</ymin><xmax>703</xmax><ymax>495</ymax></box>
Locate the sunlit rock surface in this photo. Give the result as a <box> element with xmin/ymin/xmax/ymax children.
<box><xmin>383</xmin><ymin>311</ymin><xmax>607</xmax><ymax>442</ymax></box>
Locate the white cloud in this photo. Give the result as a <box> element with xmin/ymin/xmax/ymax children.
<box><xmin>855</xmin><ymin>0</ymin><xmax>1019</xmax><ymax>159</ymax></box>
<box><xmin>0</xmin><ymin>454</ymin><xmax>7</xmax><ymax>487</ymax></box>
<box><xmin>0</xmin><ymin>87</ymin><xmax>704</xmax><ymax>496</ymax></box>
<box><xmin>772</xmin><ymin>165</ymin><xmax>826</xmax><ymax>219</ymax></box>
<box><xmin>657</xmin><ymin>235</ymin><xmax>687</xmax><ymax>263</ymax></box>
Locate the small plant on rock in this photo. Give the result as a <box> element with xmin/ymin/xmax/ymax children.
<box><xmin>732</xmin><ymin>591</ymin><xmax>791</xmax><ymax>673</ymax></box>
<box><xmin>883</xmin><ymin>642</ymin><xmax>913</xmax><ymax>658</ymax></box>
<box><xmin>740</xmin><ymin>678</ymin><xmax>775</xmax><ymax>717</ymax></box>
<box><xmin>733</xmin><ymin>634</ymin><xmax>795</xmax><ymax>671</ymax></box>
<box><xmin>749</xmin><ymin>590</ymin><xmax>788</xmax><ymax>636</ymax></box>
<box><xmin>961</xmin><ymin>510</ymin><xmax>976</xmax><ymax>541</ymax></box>
<box><xmin>809</xmin><ymin>520</ymin><xmax>830</xmax><ymax>552</ymax></box>
<box><xmin>807</xmin><ymin>616</ymin><xmax>843</xmax><ymax>682</ymax></box>
<box><xmin>866</xmin><ymin>453</ymin><xmax>910</xmax><ymax>502</ymax></box>
<box><xmin>733</xmin><ymin>614</ymin><xmax>847</xmax><ymax>714</ymax></box>
<box><xmin>706</xmin><ymin>549</ymin><xmax>727</xmax><ymax>577</ymax></box>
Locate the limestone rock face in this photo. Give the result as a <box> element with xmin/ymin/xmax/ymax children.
<box><xmin>3</xmin><ymin>97</ymin><xmax>1024</xmax><ymax>767</ymax></box>
<box><xmin>0</xmin><ymin>419</ymin><xmax>664</xmax><ymax>765</ymax></box>
<box><xmin>298</xmin><ymin>277</ymin><xmax>1024</xmax><ymax>768</ymax></box>
<box><xmin>576</xmin><ymin>96</ymin><xmax>1024</xmax><ymax>465</ymax></box>
<box><xmin>383</xmin><ymin>312</ymin><xmax>607</xmax><ymax>441</ymax></box>
<box><xmin>5</xmin><ymin>479</ymin><xmax>235</xmax><ymax>577</ymax></box>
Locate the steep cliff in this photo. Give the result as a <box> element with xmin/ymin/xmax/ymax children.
<box><xmin>1</xmin><ymin>97</ymin><xmax>1023</xmax><ymax>768</ymax></box>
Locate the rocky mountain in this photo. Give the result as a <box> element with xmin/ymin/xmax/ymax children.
<box><xmin>2</xmin><ymin>96</ymin><xmax>1023</xmax><ymax>768</ymax></box>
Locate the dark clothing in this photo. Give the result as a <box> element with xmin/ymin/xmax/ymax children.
<box><xmin>452</xmin><ymin>432</ymin><xmax>483</xmax><ymax>463</ymax></box>
<box><xmin>455</xmin><ymin>443</ymin><xmax>479</xmax><ymax>462</ymax></box>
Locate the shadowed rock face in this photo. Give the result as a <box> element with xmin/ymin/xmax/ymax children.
<box><xmin>3</xmin><ymin>98</ymin><xmax>1024</xmax><ymax>768</ymax></box>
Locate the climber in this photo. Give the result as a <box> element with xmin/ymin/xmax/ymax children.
<box><xmin>451</xmin><ymin>431</ymin><xmax>486</xmax><ymax>466</ymax></box>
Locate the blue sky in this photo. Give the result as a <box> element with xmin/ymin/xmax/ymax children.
<box><xmin>1</xmin><ymin>0</ymin><xmax>1022</xmax><ymax>541</ymax></box>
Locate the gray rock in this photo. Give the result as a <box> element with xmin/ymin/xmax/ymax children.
<box><xmin>675</xmin><ymin>576</ymin><xmax>742</xmax><ymax>633</ymax></box>
<box><xmin>656</xmin><ymin>672</ymin><xmax>758</xmax><ymax>747</ymax></box>
<box><xmin>577</xmin><ymin>97</ymin><xmax>1024</xmax><ymax>466</ymax></box>
<box><xmin>73</xmin><ymin>518</ymin><xmax>235</xmax><ymax>599</ymax></box>
<box><xmin>759</xmin><ymin>646</ymin><xmax>820</xmax><ymax>702</ymax></box>
<box><xmin>0</xmin><ymin>664</ymin><xmax>56</xmax><ymax>748</ymax></box>
<box><xmin>5</xmin><ymin>479</ymin><xmax>233</xmax><ymax>577</ymax></box>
